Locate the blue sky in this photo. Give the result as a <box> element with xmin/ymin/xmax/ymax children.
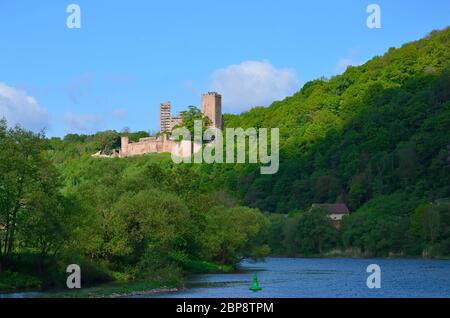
<box><xmin>0</xmin><ymin>0</ymin><xmax>449</xmax><ymax>137</ymax></box>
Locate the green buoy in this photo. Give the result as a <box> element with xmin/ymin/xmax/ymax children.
<box><xmin>249</xmin><ymin>273</ymin><xmax>262</xmax><ymax>292</ymax></box>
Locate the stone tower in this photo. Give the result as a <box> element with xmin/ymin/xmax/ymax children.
<box><xmin>160</xmin><ymin>101</ymin><xmax>171</xmax><ymax>132</ymax></box>
<box><xmin>120</xmin><ymin>135</ymin><xmax>129</xmax><ymax>157</ymax></box>
<box><xmin>201</xmin><ymin>92</ymin><xmax>222</xmax><ymax>129</ymax></box>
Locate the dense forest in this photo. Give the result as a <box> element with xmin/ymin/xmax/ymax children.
<box><xmin>210</xmin><ymin>27</ymin><xmax>450</xmax><ymax>257</ymax></box>
<box><xmin>0</xmin><ymin>126</ymin><xmax>270</xmax><ymax>291</ymax></box>
<box><xmin>1</xmin><ymin>28</ymin><xmax>449</xmax><ymax>293</ymax></box>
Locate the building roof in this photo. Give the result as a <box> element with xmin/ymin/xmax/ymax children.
<box><xmin>311</xmin><ymin>203</ymin><xmax>350</xmax><ymax>214</ymax></box>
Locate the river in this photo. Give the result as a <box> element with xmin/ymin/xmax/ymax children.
<box><xmin>140</xmin><ymin>257</ymin><xmax>450</xmax><ymax>298</ymax></box>
<box><xmin>2</xmin><ymin>257</ymin><xmax>450</xmax><ymax>298</ymax></box>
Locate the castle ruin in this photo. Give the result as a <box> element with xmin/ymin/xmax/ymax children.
<box><xmin>117</xmin><ymin>92</ymin><xmax>222</xmax><ymax>158</ymax></box>
<box><xmin>159</xmin><ymin>101</ymin><xmax>182</xmax><ymax>133</ymax></box>
<box><xmin>201</xmin><ymin>92</ymin><xmax>222</xmax><ymax>130</ymax></box>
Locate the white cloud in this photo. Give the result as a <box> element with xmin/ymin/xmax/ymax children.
<box><xmin>0</xmin><ymin>82</ymin><xmax>49</xmax><ymax>131</ymax></box>
<box><xmin>112</xmin><ymin>108</ymin><xmax>128</xmax><ymax>119</ymax></box>
<box><xmin>210</xmin><ymin>60</ymin><xmax>299</xmax><ymax>113</ymax></box>
<box><xmin>64</xmin><ymin>112</ymin><xmax>101</xmax><ymax>133</ymax></box>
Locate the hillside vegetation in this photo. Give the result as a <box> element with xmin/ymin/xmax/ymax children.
<box><xmin>206</xmin><ymin>27</ymin><xmax>450</xmax><ymax>257</ymax></box>
<box><xmin>1</xmin><ymin>27</ymin><xmax>449</xmax><ymax>294</ymax></box>
<box><xmin>0</xmin><ymin>128</ymin><xmax>269</xmax><ymax>293</ymax></box>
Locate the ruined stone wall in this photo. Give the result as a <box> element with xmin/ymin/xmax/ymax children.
<box><xmin>126</xmin><ymin>140</ymin><xmax>152</xmax><ymax>156</ymax></box>
<box><xmin>120</xmin><ymin>135</ymin><xmax>184</xmax><ymax>157</ymax></box>
<box><xmin>168</xmin><ymin>117</ymin><xmax>182</xmax><ymax>131</ymax></box>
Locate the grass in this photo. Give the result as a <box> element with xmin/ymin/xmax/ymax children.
<box><xmin>0</xmin><ymin>253</ymin><xmax>234</xmax><ymax>297</ymax></box>
<box><xmin>184</xmin><ymin>259</ymin><xmax>234</xmax><ymax>274</ymax></box>
<box><xmin>0</xmin><ymin>271</ymin><xmax>42</xmax><ymax>293</ymax></box>
<box><xmin>42</xmin><ymin>280</ymin><xmax>178</xmax><ymax>298</ymax></box>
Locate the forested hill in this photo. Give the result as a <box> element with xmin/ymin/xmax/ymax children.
<box><xmin>1</xmin><ymin>29</ymin><xmax>449</xmax><ymax>292</ymax></box>
<box><xmin>219</xmin><ymin>27</ymin><xmax>450</xmax><ymax>214</ymax></box>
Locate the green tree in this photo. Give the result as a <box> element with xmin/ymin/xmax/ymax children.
<box><xmin>411</xmin><ymin>202</ymin><xmax>450</xmax><ymax>256</ymax></box>
<box><xmin>0</xmin><ymin>119</ymin><xmax>67</xmax><ymax>271</ymax></box>
<box><xmin>412</xmin><ymin>204</ymin><xmax>441</xmax><ymax>244</ymax></box>
<box><xmin>109</xmin><ymin>189</ymin><xmax>191</xmax><ymax>263</ymax></box>
<box><xmin>91</xmin><ymin>130</ymin><xmax>120</xmax><ymax>155</ymax></box>
<box><xmin>173</xmin><ymin>105</ymin><xmax>211</xmax><ymax>140</ymax></box>
<box><xmin>286</xmin><ymin>208</ymin><xmax>338</xmax><ymax>255</ymax></box>
<box><xmin>200</xmin><ymin>206</ymin><xmax>270</xmax><ymax>264</ymax></box>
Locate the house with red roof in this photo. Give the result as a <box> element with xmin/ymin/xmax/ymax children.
<box><xmin>311</xmin><ymin>203</ymin><xmax>350</xmax><ymax>229</ymax></box>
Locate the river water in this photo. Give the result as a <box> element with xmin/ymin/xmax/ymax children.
<box><xmin>143</xmin><ymin>257</ymin><xmax>450</xmax><ymax>298</ymax></box>
<box><xmin>2</xmin><ymin>257</ymin><xmax>450</xmax><ymax>298</ymax></box>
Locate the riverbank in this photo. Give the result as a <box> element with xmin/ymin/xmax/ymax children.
<box><xmin>3</xmin><ymin>257</ymin><xmax>450</xmax><ymax>298</ymax></box>
<box><xmin>0</xmin><ymin>280</ymin><xmax>181</xmax><ymax>298</ymax></box>
<box><xmin>44</xmin><ymin>260</ymin><xmax>235</xmax><ymax>297</ymax></box>
<box><xmin>0</xmin><ymin>259</ymin><xmax>234</xmax><ymax>298</ymax></box>
<box><xmin>3</xmin><ymin>254</ymin><xmax>449</xmax><ymax>297</ymax></box>
<box><xmin>270</xmin><ymin>248</ymin><xmax>450</xmax><ymax>260</ymax></box>
<box><xmin>43</xmin><ymin>281</ymin><xmax>181</xmax><ymax>298</ymax></box>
